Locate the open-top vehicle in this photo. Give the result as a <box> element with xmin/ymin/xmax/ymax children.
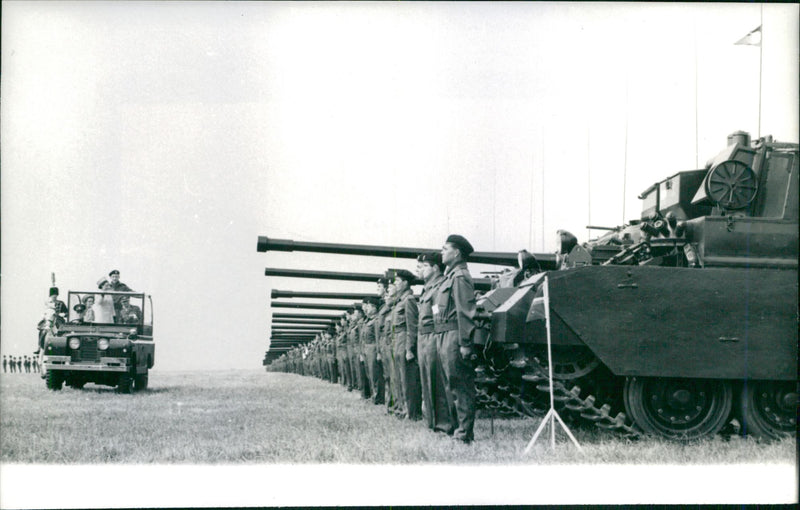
<box><xmin>42</xmin><ymin>290</ymin><xmax>154</xmax><ymax>393</ymax></box>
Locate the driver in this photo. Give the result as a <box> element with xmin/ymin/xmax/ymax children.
<box><xmin>117</xmin><ymin>296</ymin><xmax>142</xmax><ymax>324</ymax></box>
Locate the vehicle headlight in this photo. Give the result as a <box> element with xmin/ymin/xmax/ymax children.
<box><xmin>97</xmin><ymin>338</ymin><xmax>109</xmax><ymax>351</ymax></box>
<box><xmin>68</xmin><ymin>338</ymin><xmax>81</xmax><ymax>349</ymax></box>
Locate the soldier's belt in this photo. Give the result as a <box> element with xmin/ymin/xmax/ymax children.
<box><xmin>433</xmin><ymin>320</ymin><xmax>459</xmax><ymax>333</ymax></box>
<box><xmin>419</xmin><ymin>325</ymin><xmax>435</xmax><ymax>334</ymax></box>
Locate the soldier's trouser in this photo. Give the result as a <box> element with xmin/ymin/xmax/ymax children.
<box><xmin>338</xmin><ymin>350</ymin><xmax>351</xmax><ymax>388</ymax></box>
<box><xmin>404</xmin><ymin>356</ymin><xmax>422</xmax><ymax>420</ymax></box>
<box><xmin>379</xmin><ymin>338</ymin><xmax>394</xmax><ymax>410</ymax></box>
<box><xmin>419</xmin><ymin>332</ymin><xmax>453</xmax><ymax>432</ymax></box>
<box><xmin>360</xmin><ymin>357</ymin><xmax>370</xmax><ymax>399</ymax></box>
<box><xmin>363</xmin><ymin>343</ymin><xmax>385</xmax><ymax>404</ymax></box>
<box><xmin>391</xmin><ymin>336</ymin><xmax>407</xmax><ymax>414</ymax></box>
<box><xmin>436</xmin><ymin>330</ymin><xmax>476</xmax><ymax>441</ymax></box>
<box><xmin>347</xmin><ymin>346</ymin><xmax>361</xmax><ymax>391</ymax></box>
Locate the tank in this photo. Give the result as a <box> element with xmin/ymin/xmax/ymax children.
<box><xmin>485</xmin><ymin>133</ymin><xmax>798</xmax><ymax>440</ymax></box>
<box><xmin>260</xmin><ymin>133</ymin><xmax>798</xmax><ymax>441</ymax></box>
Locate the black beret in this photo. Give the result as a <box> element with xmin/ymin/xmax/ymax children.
<box><xmin>362</xmin><ymin>296</ymin><xmax>381</xmax><ymax>307</ymax></box>
<box><xmin>377</xmin><ymin>276</ymin><xmax>389</xmax><ymax>285</ymax></box>
<box><xmin>109</xmin><ymin>269</ymin><xmax>120</xmax><ymax>276</ymax></box>
<box><xmin>384</xmin><ymin>269</ymin><xmax>398</xmax><ymax>281</ymax></box>
<box><xmin>446</xmin><ymin>234</ymin><xmax>474</xmax><ymax>257</ymax></box>
<box><xmin>418</xmin><ymin>250</ymin><xmax>443</xmax><ymax>267</ymax></box>
<box><xmin>394</xmin><ymin>269</ymin><xmax>416</xmax><ymax>283</ymax></box>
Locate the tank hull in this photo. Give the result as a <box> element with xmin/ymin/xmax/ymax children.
<box><xmin>496</xmin><ymin>265</ymin><xmax>798</xmax><ymax>381</ymax></box>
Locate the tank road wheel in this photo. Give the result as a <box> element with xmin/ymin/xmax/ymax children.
<box><xmin>532</xmin><ymin>346</ymin><xmax>601</xmax><ymax>381</ymax></box>
<box><xmin>134</xmin><ymin>369</ymin><xmax>149</xmax><ymax>392</ymax></box>
<box><xmin>624</xmin><ymin>377</ymin><xmax>733</xmax><ymax>440</ymax></box>
<box><xmin>45</xmin><ymin>370</ymin><xmax>64</xmax><ymax>391</ymax></box>
<box><xmin>738</xmin><ymin>381</ymin><xmax>797</xmax><ymax>441</ymax></box>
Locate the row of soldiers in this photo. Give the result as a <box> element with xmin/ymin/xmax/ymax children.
<box><xmin>3</xmin><ymin>355</ymin><xmax>40</xmax><ymax>374</ymax></box>
<box><xmin>268</xmin><ymin>234</ymin><xmax>479</xmax><ymax>444</ymax></box>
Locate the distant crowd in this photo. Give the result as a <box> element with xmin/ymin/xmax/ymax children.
<box><xmin>3</xmin><ymin>355</ymin><xmax>40</xmax><ymax>374</ymax></box>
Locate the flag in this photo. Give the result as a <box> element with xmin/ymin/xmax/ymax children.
<box><xmin>735</xmin><ymin>25</ymin><xmax>761</xmax><ymax>46</ymax></box>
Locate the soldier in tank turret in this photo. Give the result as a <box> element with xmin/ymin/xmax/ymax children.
<box><xmin>435</xmin><ymin>234</ymin><xmax>478</xmax><ymax>443</ymax></box>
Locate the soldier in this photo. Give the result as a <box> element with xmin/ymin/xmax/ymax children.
<box><xmin>17</xmin><ymin>356</ymin><xmax>23</xmax><ymax>374</ymax></box>
<box><xmin>377</xmin><ymin>273</ymin><xmax>397</xmax><ymax>413</ymax></box>
<box><xmin>361</xmin><ymin>296</ymin><xmax>385</xmax><ymax>405</ymax></box>
<box><xmin>434</xmin><ymin>234</ymin><xmax>478</xmax><ymax>443</ymax></box>
<box><xmin>417</xmin><ymin>251</ymin><xmax>452</xmax><ymax>433</ymax></box>
<box><xmin>117</xmin><ymin>296</ymin><xmax>142</xmax><ymax>324</ymax></box>
<box><xmin>24</xmin><ymin>356</ymin><xmax>30</xmax><ymax>373</ymax></box>
<box><xmin>37</xmin><ymin>287</ymin><xmax>67</xmax><ymax>354</ymax></box>
<box><xmin>108</xmin><ymin>269</ymin><xmax>134</xmax><ymax>315</ymax></box>
<box><xmin>347</xmin><ymin>306</ymin><xmax>367</xmax><ymax>397</ymax></box>
<box><xmin>32</xmin><ymin>355</ymin><xmax>40</xmax><ymax>374</ymax></box>
<box><xmin>335</xmin><ymin>320</ymin><xmax>351</xmax><ymax>390</ymax></box>
<box><xmin>3</xmin><ymin>355</ymin><xmax>7</xmax><ymax>373</ymax></box>
<box><xmin>556</xmin><ymin>230</ymin><xmax>592</xmax><ymax>269</ymax></box>
<box><xmin>391</xmin><ymin>269</ymin><xmax>422</xmax><ymax>421</ymax></box>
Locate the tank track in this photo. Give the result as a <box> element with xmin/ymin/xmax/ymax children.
<box><xmin>475</xmin><ymin>348</ymin><xmax>640</xmax><ymax>439</ymax></box>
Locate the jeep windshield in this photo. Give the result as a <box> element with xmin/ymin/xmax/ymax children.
<box><xmin>67</xmin><ymin>291</ymin><xmax>148</xmax><ymax>326</ymax></box>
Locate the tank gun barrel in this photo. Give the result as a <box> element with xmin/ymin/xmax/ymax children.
<box><xmin>271</xmin><ymin>325</ymin><xmax>329</xmax><ymax>331</ymax></box>
<box><xmin>257</xmin><ymin>235</ymin><xmax>557</xmax><ymax>268</ymax></box>
<box><xmin>272</xmin><ymin>312</ymin><xmax>345</xmax><ymax>321</ymax></box>
<box><xmin>267</xmin><ymin>267</ymin><xmax>491</xmax><ymax>291</ymax></box>
<box><xmin>271</xmin><ymin>289</ymin><xmax>376</xmax><ymax>300</ymax></box>
<box><xmin>272</xmin><ymin>319</ymin><xmax>334</xmax><ymax>326</ymax></box>
<box><xmin>271</xmin><ymin>301</ymin><xmax>358</xmax><ymax>311</ymax></box>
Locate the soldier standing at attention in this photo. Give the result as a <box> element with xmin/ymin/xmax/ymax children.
<box><xmin>434</xmin><ymin>234</ymin><xmax>478</xmax><ymax>443</ymax></box>
<box><xmin>345</xmin><ymin>307</ymin><xmax>361</xmax><ymax>394</ymax></box>
<box><xmin>378</xmin><ymin>272</ymin><xmax>398</xmax><ymax>413</ymax></box>
<box><xmin>392</xmin><ymin>269</ymin><xmax>422</xmax><ymax>421</ymax></box>
<box><xmin>335</xmin><ymin>320</ymin><xmax>351</xmax><ymax>390</ymax></box>
<box><xmin>3</xmin><ymin>355</ymin><xmax>7</xmax><ymax>373</ymax></box>
<box><xmin>361</xmin><ymin>296</ymin><xmax>384</xmax><ymax>405</ymax></box>
<box><xmin>417</xmin><ymin>251</ymin><xmax>452</xmax><ymax>433</ymax></box>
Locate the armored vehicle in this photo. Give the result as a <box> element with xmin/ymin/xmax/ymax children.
<box><xmin>257</xmin><ymin>132</ymin><xmax>797</xmax><ymax>441</ymax></box>
<box><xmin>487</xmin><ymin>132</ymin><xmax>798</xmax><ymax>440</ymax></box>
<box><xmin>42</xmin><ymin>290</ymin><xmax>154</xmax><ymax>393</ymax></box>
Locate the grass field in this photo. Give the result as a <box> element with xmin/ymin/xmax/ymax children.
<box><xmin>1</xmin><ymin>369</ymin><xmax>795</xmax><ymax>465</ymax></box>
<box><xmin>1</xmin><ymin>369</ymin><xmax>796</xmax><ymax>507</ymax></box>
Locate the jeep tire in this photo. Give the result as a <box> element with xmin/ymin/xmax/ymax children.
<box><xmin>46</xmin><ymin>370</ymin><xmax>64</xmax><ymax>391</ymax></box>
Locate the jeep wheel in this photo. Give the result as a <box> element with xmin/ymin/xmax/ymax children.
<box><xmin>134</xmin><ymin>370</ymin><xmax>149</xmax><ymax>391</ymax></box>
<box><xmin>118</xmin><ymin>374</ymin><xmax>133</xmax><ymax>394</ymax></box>
<box><xmin>46</xmin><ymin>370</ymin><xmax>63</xmax><ymax>391</ymax></box>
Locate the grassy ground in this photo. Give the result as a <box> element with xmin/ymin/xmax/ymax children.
<box><xmin>0</xmin><ymin>369</ymin><xmax>795</xmax><ymax>465</ymax></box>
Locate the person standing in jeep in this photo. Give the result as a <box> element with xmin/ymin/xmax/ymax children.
<box><xmin>108</xmin><ymin>270</ymin><xmax>134</xmax><ymax>315</ymax></box>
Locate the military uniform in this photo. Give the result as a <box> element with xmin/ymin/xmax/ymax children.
<box><xmin>377</xmin><ymin>296</ymin><xmax>396</xmax><ymax>411</ymax></box>
<box><xmin>434</xmin><ymin>258</ymin><xmax>477</xmax><ymax>443</ymax></box>
<box><xmin>336</xmin><ymin>326</ymin><xmax>351</xmax><ymax>389</ymax></box>
<box><xmin>418</xmin><ymin>272</ymin><xmax>452</xmax><ymax>432</ymax></box>
<box><xmin>360</xmin><ymin>305</ymin><xmax>385</xmax><ymax>405</ymax></box>
<box><xmin>391</xmin><ymin>287</ymin><xmax>422</xmax><ymax>420</ymax></box>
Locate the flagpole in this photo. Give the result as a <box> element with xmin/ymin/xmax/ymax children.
<box><xmin>758</xmin><ymin>5</ymin><xmax>763</xmax><ymax>138</ymax></box>
<box><xmin>694</xmin><ymin>19</ymin><xmax>699</xmax><ymax>167</ymax></box>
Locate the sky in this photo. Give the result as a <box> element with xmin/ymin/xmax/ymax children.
<box><xmin>1</xmin><ymin>1</ymin><xmax>798</xmax><ymax>371</ymax></box>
